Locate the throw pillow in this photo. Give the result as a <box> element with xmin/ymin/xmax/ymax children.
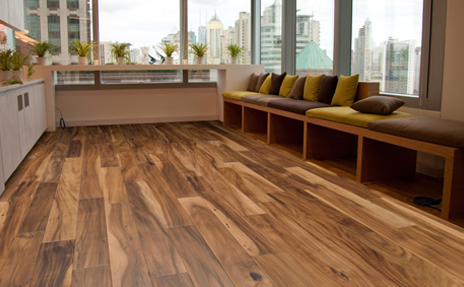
<box><xmin>270</xmin><ymin>72</ymin><xmax>287</xmax><ymax>95</ymax></box>
<box><xmin>255</xmin><ymin>73</ymin><xmax>269</xmax><ymax>93</ymax></box>
<box><xmin>288</xmin><ymin>76</ymin><xmax>307</xmax><ymax>100</ymax></box>
<box><xmin>259</xmin><ymin>75</ymin><xmax>272</xmax><ymax>94</ymax></box>
<box><xmin>247</xmin><ymin>73</ymin><xmax>259</xmax><ymax>92</ymax></box>
<box><xmin>279</xmin><ymin>75</ymin><xmax>299</xmax><ymax>97</ymax></box>
<box><xmin>318</xmin><ymin>75</ymin><xmax>338</xmax><ymax>104</ymax></box>
<box><xmin>350</xmin><ymin>96</ymin><xmax>405</xmax><ymax>115</ymax></box>
<box><xmin>303</xmin><ymin>74</ymin><xmax>323</xmax><ymax>101</ymax></box>
<box><xmin>331</xmin><ymin>74</ymin><xmax>359</xmax><ymax>106</ymax></box>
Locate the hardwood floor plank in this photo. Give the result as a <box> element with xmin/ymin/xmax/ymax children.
<box><xmin>0</xmin><ymin>202</ymin><xmax>8</xmax><ymax>230</ymax></box>
<box><xmin>125</xmin><ymin>181</ymin><xmax>187</xmax><ymax>278</ymax></box>
<box><xmin>106</xmin><ymin>202</ymin><xmax>153</xmax><ymax>287</ymax></box>
<box><xmin>18</xmin><ymin>182</ymin><xmax>58</xmax><ymax>233</ymax></box>
<box><xmin>43</xmin><ymin>158</ymin><xmax>82</xmax><ymax>242</ymax></box>
<box><xmin>168</xmin><ymin>225</ymin><xmax>235</xmax><ymax>287</ymax></box>
<box><xmin>0</xmin><ymin>231</ymin><xmax>44</xmax><ymax>287</ymax></box>
<box><xmin>116</xmin><ymin>145</ymin><xmax>144</xmax><ymax>182</ymax></box>
<box><xmin>74</xmin><ymin>198</ymin><xmax>109</xmax><ymax>269</ymax></box>
<box><xmin>120</xmin><ymin>125</ymin><xmax>155</xmax><ymax>166</ymax></box>
<box><xmin>151</xmin><ymin>273</ymin><xmax>194</xmax><ymax>287</ymax></box>
<box><xmin>80</xmin><ymin>144</ymin><xmax>103</xmax><ymax>199</ymax></box>
<box><xmin>52</xmin><ymin>127</ymin><xmax>74</xmax><ymax>158</ymax></box>
<box><xmin>100</xmin><ymin>167</ymin><xmax>128</xmax><ymax>204</ymax></box>
<box><xmin>155</xmin><ymin>153</ymin><xmax>198</xmax><ymax>198</ymax></box>
<box><xmin>66</xmin><ymin>140</ymin><xmax>82</xmax><ymax>158</ymax></box>
<box><xmin>99</xmin><ymin>126</ymin><xmax>119</xmax><ymax>167</ymax></box>
<box><xmin>42</xmin><ymin>155</ymin><xmax>67</xmax><ymax>183</ymax></box>
<box><xmin>140</xmin><ymin>166</ymin><xmax>192</xmax><ymax>228</ymax></box>
<box><xmin>0</xmin><ymin>181</ymin><xmax>39</xmax><ymax>270</ymax></box>
<box><xmin>179</xmin><ymin>197</ymin><xmax>273</xmax><ymax>286</ymax></box>
<box><xmin>72</xmin><ymin>265</ymin><xmax>112</xmax><ymax>287</ymax></box>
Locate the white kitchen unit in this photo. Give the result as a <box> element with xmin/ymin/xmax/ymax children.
<box><xmin>0</xmin><ymin>80</ymin><xmax>46</xmax><ymax>194</ymax></box>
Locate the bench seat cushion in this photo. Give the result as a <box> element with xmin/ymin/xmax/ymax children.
<box><xmin>306</xmin><ymin>106</ymin><xmax>414</xmax><ymax>128</ymax></box>
<box><xmin>268</xmin><ymin>99</ymin><xmax>332</xmax><ymax>115</ymax></box>
<box><xmin>368</xmin><ymin>116</ymin><xmax>464</xmax><ymax>148</ymax></box>
<box><xmin>222</xmin><ymin>91</ymin><xmax>263</xmax><ymax>101</ymax></box>
<box><xmin>242</xmin><ymin>94</ymin><xmax>287</xmax><ymax>106</ymax></box>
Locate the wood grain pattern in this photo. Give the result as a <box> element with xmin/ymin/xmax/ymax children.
<box><xmin>100</xmin><ymin>167</ymin><xmax>128</xmax><ymax>204</ymax></box>
<box><xmin>72</xmin><ymin>265</ymin><xmax>112</xmax><ymax>287</ymax></box>
<box><xmin>66</xmin><ymin>140</ymin><xmax>82</xmax><ymax>158</ymax></box>
<box><xmin>0</xmin><ymin>231</ymin><xmax>44</xmax><ymax>287</ymax></box>
<box><xmin>80</xmin><ymin>144</ymin><xmax>103</xmax><ymax>199</ymax></box>
<box><xmin>151</xmin><ymin>273</ymin><xmax>194</xmax><ymax>287</ymax></box>
<box><xmin>179</xmin><ymin>197</ymin><xmax>273</xmax><ymax>286</ymax></box>
<box><xmin>99</xmin><ymin>126</ymin><xmax>119</xmax><ymax>167</ymax></box>
<box><xmin>30</xmin><ymin>240</ymin><xmax>74</xmax><ymax>287</ymax></box>
<box><xmin>168</xmin><ymin>226</ymin><xmax>235</xmax><ymax>287</ymax></box>
<box><xmin>74</xmin><ymin>198</ymin><xmax>109</xmax><ymax>269</ymax></box>
<box><xmin>42</xmin><ymin>155</ymin><xmax>66</xmax><ymax>183</ymax></box>
<box><xmin>125</xmin><ymin>181</ymin><xmax>187</xmax><ymax>278</ymax></box>
<box><xmin>106</xmin><ymin>202</ymin><xmax>153</xmax><ymax>287</ymax></box>
<box><xmin>43</xmin><ymin>158</ymin><xmax>82</xmax><ymax>242</ymax></box>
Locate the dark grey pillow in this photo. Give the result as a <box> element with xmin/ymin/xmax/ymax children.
<box><xmin>247</xmin><ymin>73</ymin><xmax>259</xmax><ymax>92</ymax></box>
<box><xmin>318</xmin><ymin>75</ymin><xmax>338</xmax><ymax>104</ymax></box>
<box><xmin>255</xmin><ymin>73</ymin><xmax>269</xmax><ymax>93</ymax></box>
<box><xmin>270</xmin><ymin>72</ymin><xmax>287</xmax><ymax>95</ymax></box>
<box><xmin>288</xmin><ymin>76</ymin><xmax>307</xmax><ymax>100</ymax></box>
<box><xmin>350</xmin><ymin>96</ymin><xmax>405</xmax><ymax>115</ymax></box>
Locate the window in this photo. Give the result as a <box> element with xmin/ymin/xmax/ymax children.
<box><xmin>67</xmin><ymin>0</ymin><xmax>79</xmax><ymax>9</ymax></box>
<box><xmin>352</xmin><ymin>0</ymin><xmax>423</xmax><ymax>96</ymax></box>
<box><xmin>48</xmin><ymin>15</ymin><xmax>61</xmax><ymax>54</ymax></box>
<box><xmin>26</xmin><ymin>15</ymin><xmax>41</xmax><ymax>41</ymax></box>
<box><xmin>47</xmin><ymin>0</ymin><xmax>59</xmax><ymax>9</ymax></box>
<box><xmin>295</xmin><ymin>0</ymin><xmax>334</xmax><ymax>76</ymax></box>
<box><xmin>26</xmin><ymin>0</ymin><xmax>39</xmax><ymax>9</ymax></box>
<box><xmin>68</xmin><ymin>16</ymin><xmax>80</xmax><ymax>48</ymax></box>
<box><xmin>261</xmin><ymin>0</ymin><xmax>282</xmax><ymax>74</ymax></box>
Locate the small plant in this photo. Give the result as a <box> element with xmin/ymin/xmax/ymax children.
<box><xmin>69</xmin><ymin>40</ymin><xmax>95</xmax><ymax>57</ymax></box>
<box><xmin>189</xmin><ymin>43</ymin><xmax>208</xmax><ymax>58</ymax></box>
<box><xmin>27</xmin><ymin>63</ymin><xmax>35</xmax><ymax>79</ymax></box>
<box><xmin>0</xmin><ymin>49</ymin><xmax>13</xmax><ymax>71</ymax></box>
<box><xmin>10</xmin><ymin>51</ymin><xmax>30</xmax><ymax>71</ymax></box>
<box><xmin>110</xmin><ymin>42</ymin><xmax>131</xmax><ymax>59</ymax></box>
<box><xmin>30</xmin><ymin>41</ymin><xmax>56</xmax><ymax>57</ymax></box>
<box><xmin>158</xmin><ymin>42</ymin><xmax>178</xmax><ymax>57</ymax></box>
<box><xmin>226</xmin><ymin>44</ymin><xmax>245</xmax><ymax>58</ymax></box>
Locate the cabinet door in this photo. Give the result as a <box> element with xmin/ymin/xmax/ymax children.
<box><xmin>0</xmin><ymin>92</ymin><xmax>22</xmax><ymax>180</ymax></box>
<box><xmin>34</xmin><ymin>84</ymin><xmax>47</xmax><ymax>139</ymax></box>
<box><xmin>0</xmin><ymin>140</ymin><xmax>4</xmax><ymax>194</ymax></box>
<box><xmin>17</xmin><ymin>93</ymin><xmax>29</xmax><ymax>158</ymax></box>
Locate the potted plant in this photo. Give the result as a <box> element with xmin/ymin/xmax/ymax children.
<box><xmin>158</xmin><ymin>42</ymin><xmax>178</xmax><ymax>65</ymax></box>
<box><xmin>226</xmin><ymin>44</ymin><xmax>245</xmax><ymax>64</ymax></box>
<box><xmin>110</xmin><ymin>42</ymin><xmax>131</xmax><ymax>65</ymax></box>
<box><xmin>0</xmin><ymin>49</ymin><xmax>12</xmax><ymax>81</ymax></box>
<box><xmin>10</xmin><ymin>51</ymin><xmax>30</xmax><ymax>80</ymax></box>
<box><xmin>30</xmin><ymin>41</ymin><xmax>55</xmax><ymax>65</ymax></box>
<box><xmin>69</xmin><ymin>39</ymin><xmax>94</xmax><ymax>65</ymax></box>
<box><xmin>189</xmin><ymin>43</ymin><xmax>208</xmax><ymax>64</ymax></box>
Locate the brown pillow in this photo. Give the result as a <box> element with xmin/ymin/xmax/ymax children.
<box><xmin>247</xmin><ymin>73</ymin><xmax>259</xmax><ymax>92</ymax></box>
<box><xmin>350</xmin><ymin>96</ymin><xmax>405</xmax><ymax>115</ymax></box>
<box><xmin>288</xmin><ymin>76</ymin><xmax>306</xmax><ymax>100</ymax></box>
<box><xmin>270</xmin><ymin>72</ymin><xmax>287</xmax><ymax>95</ymax></box>
<box><xmin>318</xmin><ymin>75</ymin><xmax>338</xmax><ymax>104</ymax></box>
<box><xmin>255</xmin><ymin>73</ymin><xmax>269</xmax><ymax>93</ymax></box>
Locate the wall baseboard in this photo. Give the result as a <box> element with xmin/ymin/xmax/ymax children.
<box><xmin>57</xmin><ymin>115</ymin><xmax>219</xmax><ymax>127</ymax></box>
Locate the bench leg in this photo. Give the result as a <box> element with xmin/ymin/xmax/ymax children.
<box><xmin>442</xmin><ymin>149</ymin><xmax>464</xmax><ymax>219</ymax></box>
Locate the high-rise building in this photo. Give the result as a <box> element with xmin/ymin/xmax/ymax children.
<box><xmin>385</xmin><ymin>38</ymin><xmax>416</xmax><ymax>95</ymax></box>
<box><xmin>206</xmin><ymin>13</ymin><xmax>223</xmax><ymax>64</ymax></box>
<box><xmin>352</xmin><ymin>19</ymin><xmax>373</xmax><ymax>81</ymax></box>
<box><xmin>198</xmin><ymin>26</ymin><xmax>207</xmax><ymax>45</ymax></box>
<box><xmin>296</xmin><ymin>14</ymin><xmax>320</xmax><ymax>46</ymax></box>
<box><xmin>235</xmin><ymin>12</ymin><xmax>251</xmax><ymax>64</ymax></box>
<box><xmin>261</xmin><ymin>0</ymin><xmax>282</xmax><ymax>73</ymax></box>
<box><xmin>99</xmin><ymin>41</ymin><xmax>114</xmax><ymax>64</ymax></box>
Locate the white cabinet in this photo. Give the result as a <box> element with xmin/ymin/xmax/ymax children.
<box><xmin>0</xmin><ymin>91</ymin><xmax>22</xmax><ymax>180</ymax></box>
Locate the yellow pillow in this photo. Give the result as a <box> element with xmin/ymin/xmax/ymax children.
<box><xmin>259</xmin><ymin>75</ymin><xmax>272</xmax><ymax>94</ymax></box>
<box><xmin>279</xmin><ymin>75</ymin><xmax>299</xmax><ymax>97</ymax></box>
<box><xmin>303</xmin><ymin>74</ymin><xmax>323</xmax><ymax>101</ymax></box>
<box><xmin>331</xmin><ymin>74</ymin><xmax>359</xmax><ymax>106</ymax></box>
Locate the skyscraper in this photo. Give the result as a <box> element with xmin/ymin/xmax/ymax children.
<box><xmin>261</xmin><ymin>0</ymin><xmax>282</xmax><ymax>73</ymax></box>
<box><xmin>352</xmin><ymin>19</ymin><xmax>373</xmax><ymax>81</ymax></box>
<box><xmin>206</xmin><ymin>13</ymin><xmax>223</xmax><ymax>64</ymax></box>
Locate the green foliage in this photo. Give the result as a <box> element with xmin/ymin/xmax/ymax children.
<box><xmin>10</xmin><ymin>51</ymin><xmax>30</xmax><ymax>71</ymax></box>
<box><xmin>158</xmin><ymin>42</ymin><xmax>178</xmax><ymax>57</ymax></box>
<box><xmin>189</xmin><ymin>43</ymin><xmax>208</xmax><ymax>58</ymax></box>
<box><xmin>2</xmin><ymin>75</ymin><xmax>22</xmax><ymax>85</ymax></box>
<box><xmin>226</xmin><ymin>44</ymin><xmax>245</xmax><ymax>58</ymax></box>
<box><xmin>27</xmin><ymin>63</ymin><xmax>35</xmax><ymax>79</ymax></box>
<box><xmin>29</xmin><ymin>41</ymin><xmax>56</xmax><ymax>57</ymax></box>
<box><xmin>0</xmin><ymin>49</ymin><xmax>13</xmax><ymax>71</ymax></box>
<box><xmin>69</xmin><ymin>40</ymin><xmax>95</xmax><ymax>57</ymax></box>
<box><xmin>110</xmin><ymin>42</ymin><xmax>131</xmax><ymax>59</ymax></box>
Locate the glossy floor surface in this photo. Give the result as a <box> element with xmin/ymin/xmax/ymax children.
<box><xmin>1</xmin><ymin>121</ymin><xmax>464</xmax><ymax>286</ymax></box>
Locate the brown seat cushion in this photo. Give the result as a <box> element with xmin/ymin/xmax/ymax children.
<box><xmin>368</xmin><ymin>116</ymin><xmax>464</xmax><ymax>148</ymax></box>
<box><xmin>268</xmin><ymin>99</ymin><xmax>332</xmax><ymax>115</ymax></box>
<box><xmin>242</xmin><ymin>94</ymin><xmax>287</xmax><ymax>106</ymax></box>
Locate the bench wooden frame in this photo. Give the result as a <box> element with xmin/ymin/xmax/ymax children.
<box><xmin>223</xmin><ymin>84</ymin><xmax>464</xmax><ymax>220</ymax></box>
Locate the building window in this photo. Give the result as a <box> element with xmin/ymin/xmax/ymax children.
<box><xmin>26</xmin><ymin>0</ymin><xmax>39</xmax><ymax>9</ymax></box>
<box><xmin>67</xmin><ymin>0</ymin><xmax>79</xmax><ymax>9</ymax></box>
<box><xmin>48</xmin><ymin>15</ymin><xmax>61</xmax><ymax>54</ymax></box>
<box><xmin>261</xmin><ymin>0</ymin><xmax>282</xmax><ymax>74</ymax></box>
<box><xmin>352</xmin><ymin>0</ymin><xmax>423</xmax><ymax>96</ymax></box>
<box><xmin>26</xmin><ymin>15</ymin><xmax>41</xmax><ymax>41</ymax></box>
<box><xmin>68</xmin><ymin>16</ymin><xmax>80</xmax><ymax>47</ymax></box>
<box><xmin>47</xmin><ymin>0</ymin><xmax>60</xmax><ymax>9</ymax></box>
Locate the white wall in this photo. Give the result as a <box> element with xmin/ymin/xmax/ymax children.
<box><xmin>0</xmin><ymin>0</ymin><xmax>25</xmax><ymax>31</ymax></box>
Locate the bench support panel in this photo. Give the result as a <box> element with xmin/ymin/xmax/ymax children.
<box><xmin>305</xmin><ymin>123</ymin><xmax>357</xmax><ymax>160</ymax></box>
<box><xmin>223</xmin><ymin>101</ymin><xmax>243</xmax><ymax>131</ymax></box>
<box><xmin>443</xmin><ymin>150</ymin><xmax>464</xmax><ymax>219</ymax></box>
<box><xmin>243</xmin><ymin>107</ymin><xmax>268</xmax><ymax>142</ymax></box>
<box><xmin>269</xmin><ymin>114</ymin><xmax>304</xmax><ymax>156</ymax></box>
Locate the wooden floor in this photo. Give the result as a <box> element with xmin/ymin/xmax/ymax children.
<box><xmin>1</xmin><ymin>121</ymin><xmax>464</xmax><ymax>287</ymax></box>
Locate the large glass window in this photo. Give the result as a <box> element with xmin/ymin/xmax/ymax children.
<box><xmin>352</xmin><ymin>0</ymin><xmax>423</xmax><ymax>96</ymax></box>
<box><xmin>261</xmin><ymin>0</ymin><xmax>282</xmax><ymax>74</ymax></box>
<box><xmin>26</xmin><ymin>15</ymin><xmax>41</xmax><ymax>41</ymax></box>
<box><xmin>295</xmin><ymin>0</ymin><xmax>334</xmax><ymax>76</ymax></box>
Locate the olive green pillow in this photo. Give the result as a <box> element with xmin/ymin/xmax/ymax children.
<box><xmin>303</xmin><ymin>74</ymin><xmax>323</xmax><ymax>102</ymax></box>
<box><xmin>331</xmin><ymin>74</ymin><xmax>359</xmax><ymax>106</ymax></box>
<box><xmin>279</xmin><ymin>75</ymin><xmax>299</xmax><ymax>97</ymax></box>
<box><xmin>259</xmin><ymin>75</ymin><xmax>272</xmax><ymax>94</ymax></box>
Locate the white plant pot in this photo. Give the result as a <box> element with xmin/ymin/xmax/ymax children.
<box><xmin>117</xmin><ymin>57</ymin><xmax>125</xmax><ymax>65</ymax></box>
<box><xmin>36</xmin><ymin>57</ymin><xmax>46</xmax><ymax>65</ymax></box>
<box><xmin>195</xmin><ymin>57</ymin><xmax>204</xmax><ymax>65</ymax></box>
<box><xmin>165</xmin><ymin>57</ymin><xmax>173</xmax><ymax>65</ymax></box>
<box><xmin>12</xmin><ymin>70</ymin><xmax>22</xmax><ymax>80</ymax></box>
<box><xmin>78</xmin><ymin>56</ymin><xmax>87</xmax><ymax>65</ymax></box>
<box><xmin>0</xmin><ymin>70</ymin><xmax>10</xmax><ymax>81</ymax></box>
<box><xmin>230</xmin><ymin>57</ymin><xmax>237</xmax><ymax>64</ymax></box>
